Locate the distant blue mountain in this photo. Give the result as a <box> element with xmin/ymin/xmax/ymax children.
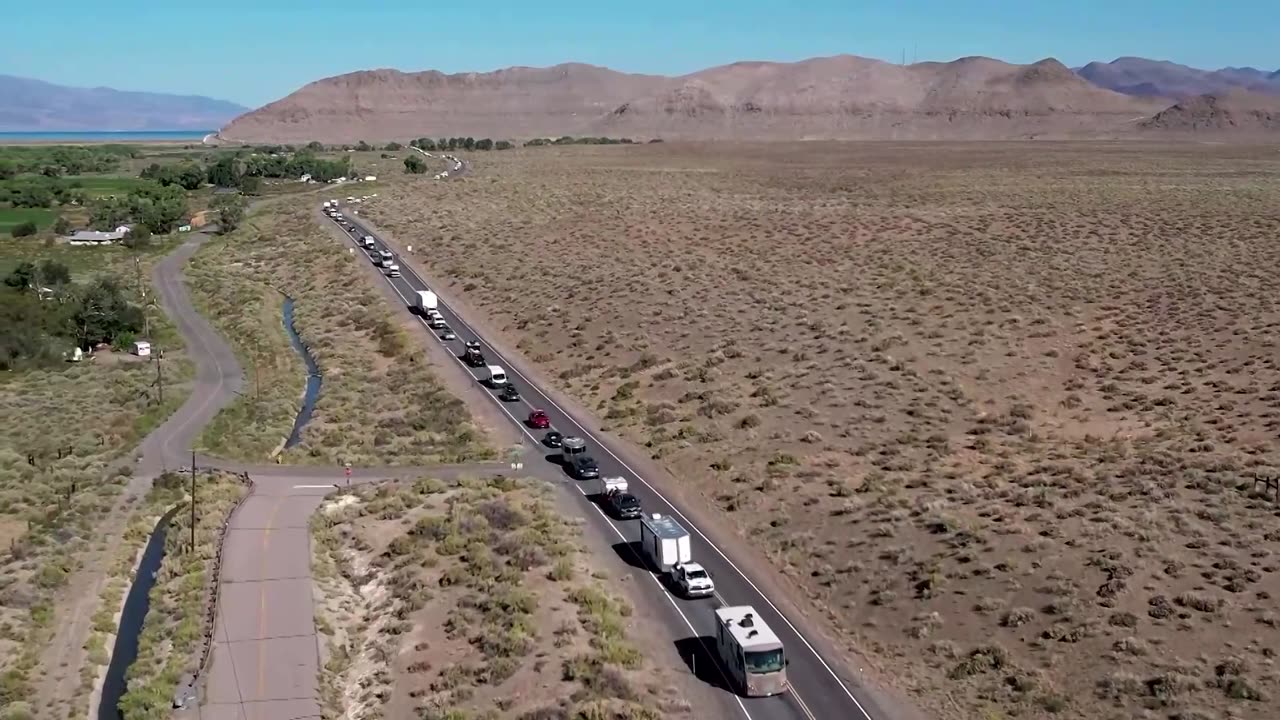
<box><xmin>1076</xmin><ymin>57</ymin><xmax>1280</xmax><ymax>98</ymax></box>
<box><xmin>0</xmin><ymin>75</ymin><xmax>249</xmax><ymax>131</ymax></box>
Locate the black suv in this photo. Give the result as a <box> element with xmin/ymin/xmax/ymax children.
<box><xmin>604</xmin><ymin>491</ymin><xmax>642</xmax><ymax>520</ymax></box>
<box><xmin>499</xmin><ymin>384</ymin><xmax>521</xmax><ymax>402</ymax></box>
<box><xmin>571</xmin><ymin>455</ymin><xmax>600</xmax><ymax>480</ymax></box>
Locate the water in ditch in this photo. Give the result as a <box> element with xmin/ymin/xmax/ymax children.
<box><xmin>96</xmin><ymin>505</ymin><xmax>179</xmax><ymax>720</ymax></box>
<box><xmin>282</xmin><ymin>296</ymin><xmax>323</xmax><ymax>449</ymax></box>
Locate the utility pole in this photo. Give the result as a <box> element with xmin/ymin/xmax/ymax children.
<box><xmin>190</xmin><ymin>450</ymin><xmax>197</xmax><ymax>550</ymax></box>
<box><xmin>154</xmin><ymin>350</ymin><xmax>165</xmax><ymax>405</ymax></box>
<box><xmin>136</xmin><ymin>256</ymin><xmax>150</xmax><ymax>339</ymax></box>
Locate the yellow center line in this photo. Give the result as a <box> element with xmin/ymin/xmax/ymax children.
<box><xmin>254</xmin><ymin>497</ymin><xmax>285</xmax><ymax>713</ymax></box>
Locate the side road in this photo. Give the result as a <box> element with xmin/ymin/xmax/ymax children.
<box><xmin>33</xmin><ymin>219</ymin><xmax>512</xmax><ymax>718</ymax></box>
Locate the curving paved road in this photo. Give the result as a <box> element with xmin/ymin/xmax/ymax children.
<box><xmin>111</xmin><ymin>224</ymin><xmax>513</xmax><ymax>719</ymax></box>
<box><xmin>332</xmin><ymin>206</ymin><xmax>907</xmax><ymax>720</ymax></box>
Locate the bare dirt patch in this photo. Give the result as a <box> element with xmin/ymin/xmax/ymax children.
<box><xmin>361</xmin><ymin>142</ymin><xmax>1280</xmax><ymax>720</ymax></box>
<box><xmin>311</xmin><ymin>476</ymin><xmax>693</xmax><ymax>719</ymax></box>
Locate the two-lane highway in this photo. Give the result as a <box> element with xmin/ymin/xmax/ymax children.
<box><xmin>324</xmin><ymin>204</ymin><xmax>888</xmax><ymax>720</ymax></box>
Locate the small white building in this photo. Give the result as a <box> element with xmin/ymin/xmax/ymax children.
<box><xmin>363</xmin><ymin>175</ymin><xmax>377</xmax><ymax>182</ymax></box>
<box><xmin>132</xmin><ymin>341</ymin><xmax>152</xmax><ymax>357</ymax></box>
<box><xmin>299</xmin><ymin>173</ymin><xmax>312</xmax><ymax>183</ymax></box>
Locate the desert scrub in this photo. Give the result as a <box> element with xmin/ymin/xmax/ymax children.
<box><xmin>0</xmin><ymin>309</ymin><xmax>191</xmax><ymax>712</ymax></box>
<box><xmin>187</xmin><ymin>200</ymin><xmax>493</xmax><ymax>465</ymax></box>
<box><xmin>363</xmin><ymin>143</ymin><xmax>1280</xmax><ymax>720</ymax></box>
<box><xmin>114</xmin><ymin>471</ymin><xmax>247</xmax><ymax>719</ymax></box>
<box><xmin>310</xmin><ymin>476</ymin><xmax>689</xmax><ymax>719</ymax></box>
<box><xmin>72</xmin><ymin>471</ymin><xmax>206</xmax><ymax>716</ymax></box>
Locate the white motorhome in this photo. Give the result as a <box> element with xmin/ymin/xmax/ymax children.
<box><xmin>638</xmin><ymin>514</ymin><xmax>691</xmax><ymax>573</ymax></box>
<box><xmin>714</xmin><ymin>606</ymin><xmax>787</xmax><ymax>697</ymax></box>
<box><xmin>485</xmin><ymin>365</ymin><xmax>507</xmax><ymax>386</ymax></box>
<box><xmin>377</xmin><ymin>250</ymin><xmax>394</xmax><ymax>267</ymax></box>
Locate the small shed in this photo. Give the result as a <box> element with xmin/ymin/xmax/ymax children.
<box><xmin>363</xmin><ymin>175</ymin><xmax>377</xmax><ymax>182</ymax></box>
<box><xmin>133</xmin><ymin>341</ymin><xmax>152</xmax><ymax>357</ymax></box>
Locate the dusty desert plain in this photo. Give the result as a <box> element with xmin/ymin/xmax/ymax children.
<box><xmin>354</xmin><ymin>140</ymin><xmax>1280</xmax><ymax>720</ymax></box>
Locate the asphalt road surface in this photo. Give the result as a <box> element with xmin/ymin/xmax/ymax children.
<box><xmin>199</xmin><ymin>463</ymin><xmax>502</xmax><ymax>720</ymax></box>
<box><xmin>132</xmin><ymin>225</ymin><xmax>511</xmax><ymax>720</ymax></box>
<box><xmin>329</xmin><ymin>206</ymin><xmax>895</xmax><ymax>720</ymax></box>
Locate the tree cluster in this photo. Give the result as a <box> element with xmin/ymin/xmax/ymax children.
<box><xmin>0</xmin><ymin>144</ymin><xmax>135</xmax><ymax>178</ymax></box>
<box><xmin>523</xmin><ymin>136</ymin><xmax>637</xmax><ymax>147</ymax></box>
<box><xmin>213</xmin><ymin>152</ymin><xmax>352</xmax><ymax>185</ymax></box>
<box><xmin>90</xmin><ymin>182</ymin><xmax>188</xmax><ymax>234</ymax></box>
<box><xmin>1</xmin><ymin>261</ymin><xmax>145</xmax><ymax>369</ymax></box>
<box><xmin>408</xmin><ymin>137</ymin><xmax>515</xmax><ymax>152</ymax></box>
<box><xmin>140</xmin><ymin>162</ymin><xmax>206</xmax><ymax>190</ymax></box>
<box><xmin>0</xmin><ymin>175</ymin><xmax>87</xmax><ymax>208</ymax></box>
<box><xmin>212</xmin><ymin>193</ymin><xmax>249</xmax><ymax>232</ymax></box>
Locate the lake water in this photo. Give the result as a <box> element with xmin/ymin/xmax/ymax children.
<box><xmin>0</xmin><ymin>130</ymin><xmax>214</xmax><ymax>144</ymax></box>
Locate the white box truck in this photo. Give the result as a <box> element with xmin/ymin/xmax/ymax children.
<box><xmin>413</xmin><ymin>291</ymin><xmax>438</xmax><ymax>314</ymax></box>
<box><xmin>639</xmin><ymin>514</ymin><xmax>692</xmax><ymax>573</ymax></box>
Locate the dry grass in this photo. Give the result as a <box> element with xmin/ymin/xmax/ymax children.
<box><xmin>363</xmin><ymin>142</ymin><xmax>1280</xmax><ymax>720</ymax></box>
<box><xmin>310</xmin><ymin>476</ymin><xmax>691</xmax><ymax>720</ymax></box>
<box><xmin>0</xmin><ymin>244</ymin><xmax>192</xmax><ymax>716</ymax></box>
<box><xmin>115</xmin><ymin>471</ymin><xmax>247</xmax><ymax>719</ymax></box>
<box><xmin>186</xmin><ymin>201</ymin><xmax>496</xmax><ymax>465</ymax></box>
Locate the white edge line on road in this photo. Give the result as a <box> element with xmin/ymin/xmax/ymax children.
<box><xmin>332</xmin><ymin>211</ymin><xmax>842</xmax><ymax>719</ymax></box>
<box><xmin>291</xmin><ymin>485</ymin><xmax>337</xmax><ymax>489</ymax></box>
<box><xmin>572</xmin><ymin>485</ymin><xmax>754</xmax><ymax>720</ymax></box>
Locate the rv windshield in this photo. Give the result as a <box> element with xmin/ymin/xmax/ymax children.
<box><xmin>744</xmin><ymin>648</ymin><xmax>784</xmax><ymax>674</ymax></box>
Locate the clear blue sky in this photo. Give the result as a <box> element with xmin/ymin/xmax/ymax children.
<box><xmin>4</xmin><ymin>0</ymin><xmax>1273</xmax><ymax>108</ymax></box>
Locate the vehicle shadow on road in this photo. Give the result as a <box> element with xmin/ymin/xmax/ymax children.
<box><xmin>674</xmin><ymin>636</ymin><xmax>734</xmax><ymax>692</ymax></box>
<box><xmin>609</xmin><ymin>541</ymin><xmax>692</xmax><ymax>596</ymax></box>
<box><xmin>610</xmin><ymin>540</ymin><xmax>650</xmax><ymax>572</ymax></box>
<box><xmin>541</xmin><ymin>451</ymin><xmax>576</xmax><ymax>481</ymax></box>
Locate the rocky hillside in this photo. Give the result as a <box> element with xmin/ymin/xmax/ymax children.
<box><xmin>218</xmin><ymin>55</ymin><xmax>1179</xmax><ymax>143</ymax></box>
<box><xmin>1139</xmin><ymin>91</ymin><xmax>1280</xmax><ymax>131</ymax></box>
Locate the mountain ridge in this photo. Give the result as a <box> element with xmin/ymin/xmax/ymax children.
<box><xmin>217</xmin><ymin>54</ymin><xmax>1279</xmax><ymax>142</ymax></box>
<box><xmin>0</xmin><ymin>75</ymin><xmax>248</xmax><ymax>132</ymax></box>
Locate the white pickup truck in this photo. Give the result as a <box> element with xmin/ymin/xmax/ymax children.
<box><xmin>671</xmin><ymin>562</ymin><xmax>715</xmax><ymax>598</ymax></box>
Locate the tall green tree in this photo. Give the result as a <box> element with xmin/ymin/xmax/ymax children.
<box><xmin>212</xmin><ymin>193</ymin><xmax>249</xmax><ymax>233</ymax></box>
<box><xmin>403</xmin><ymin>155</ymin><xmax>428</xmax><ymax>174</ymax></box>
<box><xmin>72</xmin><ymin>277</ymin><xmax>144</xmax><ymax>349</ymax></box>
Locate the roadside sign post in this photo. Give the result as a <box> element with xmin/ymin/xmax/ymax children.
<box><xmin>345</xmin><ymin>463</ymin><xmax>352</xmax><ymax>486</ymax></box>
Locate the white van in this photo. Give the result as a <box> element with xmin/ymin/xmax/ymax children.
<box><xmin>486</xmin><ymin>365</ymin><xmax>507</xmax><ymax>386</ymax></box>
<box><xmin>386</xmin><ymin>264</ymin><xmax>400</xmax><ymax>278</ymax></box>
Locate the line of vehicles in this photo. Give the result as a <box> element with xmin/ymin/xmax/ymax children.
<box><xmin>322</xmin><ymin>199</ymin><xmax>790</xmax><ymax>699</ymax></box>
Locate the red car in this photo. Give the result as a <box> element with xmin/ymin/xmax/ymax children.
<box><xmin>527</xmin><ymin>410</ymin><xmax>551</xmax><ymax>429</ymax></box>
